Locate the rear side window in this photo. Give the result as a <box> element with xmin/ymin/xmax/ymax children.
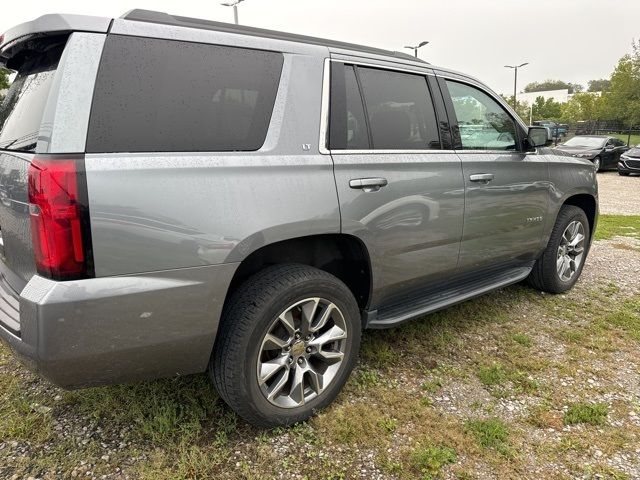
<box><xmin>0</xmin><ymin>36</ymin><xmax>68</xmax><ymax>152</ymax></box>
<box><xmin>358</xmin><ymin>68</ymin><xmax>440</xmax><ymax>150</ymax></box>
<box><xmin>87</xmin><ymin>36</ymin><xmax>284</xmax><ymax>153</ymax></box>
<box><xmin>329</xmin><ymin>63</ymin><xmax>440</xmax><ymax>150</ymax></box>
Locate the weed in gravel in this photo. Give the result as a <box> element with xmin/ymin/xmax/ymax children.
<box><xmin>409</xmin><ymin>443</ymin><xmax>457</xmax><ymax>479</ymax></box>
<box><xmin>564</xmin><ymin>402</ymin><xmax>609</xmax><ymax>426</ymax></box>
<box><xmin>464</xmin><ymin>418</ymin><xmax>511</xmax><ymax>455</ymax></box>
<box><xmin>352</xmin><ymin>366</ymin><xmax>381</xmax><ymax>391</ymax></box>
<box><xmin>0</xmin><ymin>374</ymin><xmax>52</xmax><ymax>442</ymax></box>
<box><xmin>63</xmin><ymin>374</ymin><xmax>230</xmax><ymax>445</ymax></box>
<box><xmin>476</xmin><ymin>363</ymin><xmax>508</xmax><ymax>387</ymax></box>
<box><xmin>510</xmin><ymin>333</ymin><xmax>532</xmax><ymax>347</ymax></box>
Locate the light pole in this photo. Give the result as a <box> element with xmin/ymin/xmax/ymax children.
<box><xmin>504</xmin><ymin>62</ymin><xmax>528</xmax><ymax>108</ymax></box>
<box><xmin>221</xmin><ymin>0</ymin><xmax>245</xmax><ymax>25</ymax></box>
<box><xmin>404</xmin><ymin>41</ymin><xmax>429</xmax><ymax>58</ymax></box>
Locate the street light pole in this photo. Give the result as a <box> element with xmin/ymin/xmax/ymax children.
<box><xmin>504</xmin><ymin>62</ymin><xmax>529</xmax><ymax>109</ymax></box>
<box><xmin>221</xmin><ymin>0</ymin><xmax>245</xmax><ymax>25</ymax></box>
<box><xmin>404</xmin><ymin>41</ymin><xmax>429</xmax><ymax>58</ymax></box>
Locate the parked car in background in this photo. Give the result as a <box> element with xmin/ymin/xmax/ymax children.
<box><xmin>555</xmin><ymin>135</ymin><xmax>629</xmax><ymax>171</ymax></box>
<box><xmin>618</xmin><ymin>144</ymin><xmax>640</xmax><ymax>176</ymax></box>
<box><xmin>0</xmin><ymin>10</ymin><xmax>598</xmax><ymax>428</ymax></box>
<box><xmin>533</xmin><ymin>120</ymin><xmax>567</xmax><ymax>141</ymax></box>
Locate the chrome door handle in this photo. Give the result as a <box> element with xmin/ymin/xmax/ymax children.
<box><xmin>469</xmin><ymin>173</ymin><xmax>494</xmax><ymax>183</ymax></box>
<box><xmin>349</xmin><ymin>177</ymin><xmax>388</xmax><ymax>192</ymax></box>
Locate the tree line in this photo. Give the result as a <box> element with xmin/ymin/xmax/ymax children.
<box><xmin>505</xmin><ymin>41</ymin><xmax>640</xmax><ymax>128</ymax></box>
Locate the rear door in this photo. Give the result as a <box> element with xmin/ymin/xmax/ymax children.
<box><xmin>0</xmin><ymin>35</ymin><xmax>70</xmax><ymax>292</ymax></box>
<box><xmin>438</xmin><ymin>77</ymin><xmax>549</xmax><ymax>272</ymax></box>
<box><xmin>328</xmin><ymin>61</ymin><xmax>465</xmax><ymax>307</ymax></box>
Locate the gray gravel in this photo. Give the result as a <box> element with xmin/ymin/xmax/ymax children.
<box><xmin>597</xmin><ymin>172</ymin><xmax>640</xmax><ymax>215</ymax></box>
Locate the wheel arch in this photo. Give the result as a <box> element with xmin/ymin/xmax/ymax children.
<box><xmin>224</xmin><ymin>234</ymin><xmax>373</xmax><ymax>312</ymax></box>
<box><xmin>562</xmin><ymin>193</ymin><xmax>597</xmax><ymax>239</ymax></box>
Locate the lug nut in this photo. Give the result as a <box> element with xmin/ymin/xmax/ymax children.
<box><xmin>288</xmin><ymin>356</ymin><xmax>293</xmax><ymax>364</ymax></box>
<box><xmin>306</xmin><ymin>347</ymin><xmax>312</xmax><ymax>353</ymax></box>
<box><xmin>297</xmin><ymin>357</ymin><xmax>304</xmax><ymax>365</ymax></box>
<box><xmin>295</xmin><ymin>332</ymin><xmax>301</xmax><ymax>339</ymax></box>
<box><xmin>305</xmin><ymin>335</ymin><xmax>311</xmax><ymax>341</ymax></box>
<box><xmin>284</xmin><ymin>346</ymin><xmax>291</xmax><ymax>352</ymax></box>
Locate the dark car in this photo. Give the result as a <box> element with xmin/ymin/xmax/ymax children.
<box><xmin>533</xmin><ymin>120</ymin><xmax>567</xmax><ymax>139</ymax></box>
<box><xmin>555</xmin><ymin>135</ymin><xmax>629</xmax><ymax>171</ymax></box>
<box><xmin>618</xmin><ymin>145</ymin><xmax>640</xmax><ymax>176</ymax></box>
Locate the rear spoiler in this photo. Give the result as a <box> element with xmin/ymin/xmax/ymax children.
<box><xmin>0</xmin><ymin>13</ymin><xmax>111</xmax><ymax>67</ymax></box>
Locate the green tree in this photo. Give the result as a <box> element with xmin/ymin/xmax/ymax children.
<box><xmin>560</xmin><ymin>92</ymin><xmax>606</xmax><ymax>123</ymax></box>
<box><xmin>587</xmin><ymin>78</ymin><xmax>611</xmax><ymax>92</ymax></box>
<box><xmin>605</xmin><ymin>40</ymin><xmax>640</xmax><ymax>127</ymax></box>
<box><xmin>524</xmin><ymin>80</ymin><xmax>583</xmax><ymax>94</ymax></box>
<box><xmin>501</xmin><ymin>95</ymin><xmax>530</xmax><ymax>122</ymax></box>
<box><xmin>530</xmin><ymin>96</ymin><xmax>562</xmax><ymax>121</ymax></box>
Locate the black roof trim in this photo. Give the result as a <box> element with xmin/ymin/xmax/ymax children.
<box><xmin>122</xmin><ymin>9</ymin><xmax>426</xmax><ymax>64</ymax></box>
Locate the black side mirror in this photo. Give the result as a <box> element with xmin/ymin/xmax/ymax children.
<box><xmin>526</xmin><ymin>126</ymin><xmax>548</xmax><ymax>149</ymax></box>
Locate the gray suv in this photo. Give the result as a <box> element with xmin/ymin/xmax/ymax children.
<box><xmin>0</xmin><ymin>10</ymin><xmax>598</xmax><ymax>427</ymax></box>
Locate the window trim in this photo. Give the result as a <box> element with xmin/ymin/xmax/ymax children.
<box><xmin>439</xmin><ymin>77</ymin><xmax>526</xmax><ymax>154</ymax></box>
<box><xmin>321</xmin><ymin>58</ymin><xmax>447</xmax><ymax>154</ymax></box>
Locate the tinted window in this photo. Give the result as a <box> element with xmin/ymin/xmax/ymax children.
<box><xmin>0</xmin><ymin>37</ymin><xmax>67</xmax><ymax>152</ymax></box>
<box><xmin>87</xmin><ymin>36</ymin><xmax>284</xmax><ymax>153</ymax></box>
<box><xmin>359</xmin><ymin>68</ymin><xmax>440</xmax><ymax>150</ymax></box>
<box><xmin>329</xmin><ymin>64</ymin><xmax>369</xmax><ymax>149</ymax></box>
<box><xmin>446</xmin><ymin>81</ymin><xmax>517</xmax><ymax>151</ymax></box>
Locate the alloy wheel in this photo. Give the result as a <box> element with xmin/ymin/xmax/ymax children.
<box><xmin>556</xmin><ymin>220</ymin><xmax>585</xmax><ymax>282</ymax></box>
<box><xmin>256</xmin><ymin>298</ymin><xmax>348</xmax><ymax>408</ymax></box>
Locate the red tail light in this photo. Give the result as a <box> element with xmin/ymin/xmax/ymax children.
<box><xmin>28</xmin><ymin>156</ymin><xmax>94</xmax><ymax>280</ymax></box>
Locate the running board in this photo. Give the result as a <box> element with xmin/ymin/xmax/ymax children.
<box><xmin>366</xmin><ymin>265</ymin><xmax>533</xmax><ymax>329</ymax></box>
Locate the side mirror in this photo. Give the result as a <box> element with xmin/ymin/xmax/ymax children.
<box><xmin>526</xmin><ymin>126</ymin><xmax>548</xmax><ymax>149</ymax></box>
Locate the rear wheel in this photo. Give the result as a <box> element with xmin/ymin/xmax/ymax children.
<box><xmin>527</xmin><ymin>205</ymin><xmax>590</xmax><ymax>293</ymax></box>
<box><xmin>211</xmin><ymin>264</ymin><xmax>361</xmax><ymax>427</ymax></box>
<box><xmin>619</xmin><ymin>171</ymin><xmax>630</xmax><ymax>176</ymax></box>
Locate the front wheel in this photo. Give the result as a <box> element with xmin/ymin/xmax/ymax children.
<box><xmin>211</xmin><ymin>264</ymin><xmax>361</xmax><ymax>427</ymax></box>
<box><xmin>527</xmin><ymin>205</ymin><xmax>590</xmax><ymax>293</ymax></box>
<box><xmin>592</xmin><ymin>156</ymin><xmax>602</xmax><ymax>172</ymax></box>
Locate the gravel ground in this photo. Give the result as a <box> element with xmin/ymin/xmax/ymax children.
<box><xmin>597</xmin><ymin>172</ymin><xmax>640</xmax><ymax>215</ymax></box>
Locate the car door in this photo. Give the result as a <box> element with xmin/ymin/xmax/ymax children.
<box><xmin>327</xmin><ymin>61</ymin><xmax>465</xmax><ymax>307</ymax></box>
<box><xmin>606</xmin><ymin>138</ymin><xmax>629</xmax><ymax>168</ymax></box>
<box><xmin>438</xmin><ymin>77</ymin><xmax>549</xmax><ymax>272</ymax></box>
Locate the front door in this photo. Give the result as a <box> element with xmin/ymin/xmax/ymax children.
<box><xmin>440</xmin><ymin>79</ymin><xmax>549</xmax><ymax>272</ymax></box>
<box><xmin>328</xmin><ymin>62</ymin><xmax>465</xmax><ymax>307</ymax></box>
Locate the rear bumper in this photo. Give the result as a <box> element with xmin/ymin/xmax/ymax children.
<box><xmin>0</xmin><ymin>263</ymin><xmax>238</xmax><ymax>388</ymax></box>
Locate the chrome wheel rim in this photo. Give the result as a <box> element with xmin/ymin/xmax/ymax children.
<box><xmin>256</xmin><ymin>298</ymin><xmax>348</xmax><ymax>408</ymax></box>
<box><xmin>557</xmin><ymin>220</ymin><xmax>585</xmax><ymax>282</ymax></box>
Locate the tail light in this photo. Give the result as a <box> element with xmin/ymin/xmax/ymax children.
<box><xmin>28</xmin><ymin>156</ymin><xmax>94</xmax><ymax>280</ymax></box>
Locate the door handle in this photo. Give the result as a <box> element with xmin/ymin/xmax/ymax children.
<box><xmin>349</xmin><ymin>177</ymin><xmax>388</xmax><ymax>192</ymax></box>
<box><xmin>469</xmin><ymin>173</ymin><xmax>494</xmax><ymax>183</ymax></box>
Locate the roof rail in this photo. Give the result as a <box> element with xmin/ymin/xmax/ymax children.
<box><xmin>121</xmin><ymin>9</ymin><xmax>427</xmax><ymax>64</ymax></box>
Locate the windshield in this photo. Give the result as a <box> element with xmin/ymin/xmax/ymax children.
<box><xmin>0</xmin><ymin>39</ymin><xmax>66</xmax><ymax>152</ymax></box>
<box><xmin>562</xmin><ymin>136</ymin><xmax>606</xmax><ymax>149</ymax></box>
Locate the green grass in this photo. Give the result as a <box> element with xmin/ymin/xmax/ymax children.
<box><xmin>409</xmin><ymin>443</ymin><xmax>457</xmax><ymax>479</ymax></box>
<box><xmin>595</xmin><ymin>215</ymin><xmax>640</xmax><ymax>241</ymax></box>
<box><xmin>611</xmin><ymin>133</ymin><xmax>640</xmax><ymax>147</ymax></box>
<box><xmin>511</xmin><ymin>333</ymin><xmax>532</xmax><ymax>347</ymax></box>
<box><xmin>464</xmin><ymin>418</ymin><xmax>511</xmax><ymax>454</ymax></box>
<box><xmin>564</xmin><ymin>402</ymin><xmax>609</xmax><ymax>426</ymax></box>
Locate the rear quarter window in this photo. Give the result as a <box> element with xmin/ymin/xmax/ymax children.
<box><xmin>86</xmin><ymin>36</ymin><xmax>284</xmax><ymax>153</ymax></box>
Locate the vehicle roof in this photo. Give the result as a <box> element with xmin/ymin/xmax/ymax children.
<box><xmin>571</xmin><ymin>135</ymin><xmax>610</xmax><ymax>138</ymax></box>
<box><xmin>122</xmin><ymin>9</ymin><xmax>424</xmax><ymax>64</ymax></box>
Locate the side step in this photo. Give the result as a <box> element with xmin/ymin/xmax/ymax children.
<box><xmin>366</xmin><ymin>265</ymin><xmax>533</xmax><ymax>329</ymax></box>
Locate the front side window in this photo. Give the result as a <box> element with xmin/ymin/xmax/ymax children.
<box><xmin>446</xmin><ymin>81</ymin><xmax>517</xmax><ymax>151</ymax></box>
<box><xmin>87</xmin><ymin>36</ymin><xmax>284</xmax><ymax>153</ymax></box>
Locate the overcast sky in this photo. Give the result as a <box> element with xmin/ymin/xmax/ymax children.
<box><xmin>2</xmin><ymin>0</ymin><xmax>639</xmax><ymax>94</ymax></box>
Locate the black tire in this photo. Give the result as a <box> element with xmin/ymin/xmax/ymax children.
<box><xmin>210</xmin><ymin>264</ymin><xmax>361</xmax><ymax>428</ymax></box>
<box><xmin>593</xmin><ymin>156</ymin><xmax>602</xmax><ymax>172</ymax></box>
<box><xmin>619</xmin><ymin>171</ymin><xmax>630</xmax><ymax>176</ymax></box>
<box><xmin>527</xmin><ymin>205</ymin><xmax>590</xmax><ymax>294</ymax></box>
